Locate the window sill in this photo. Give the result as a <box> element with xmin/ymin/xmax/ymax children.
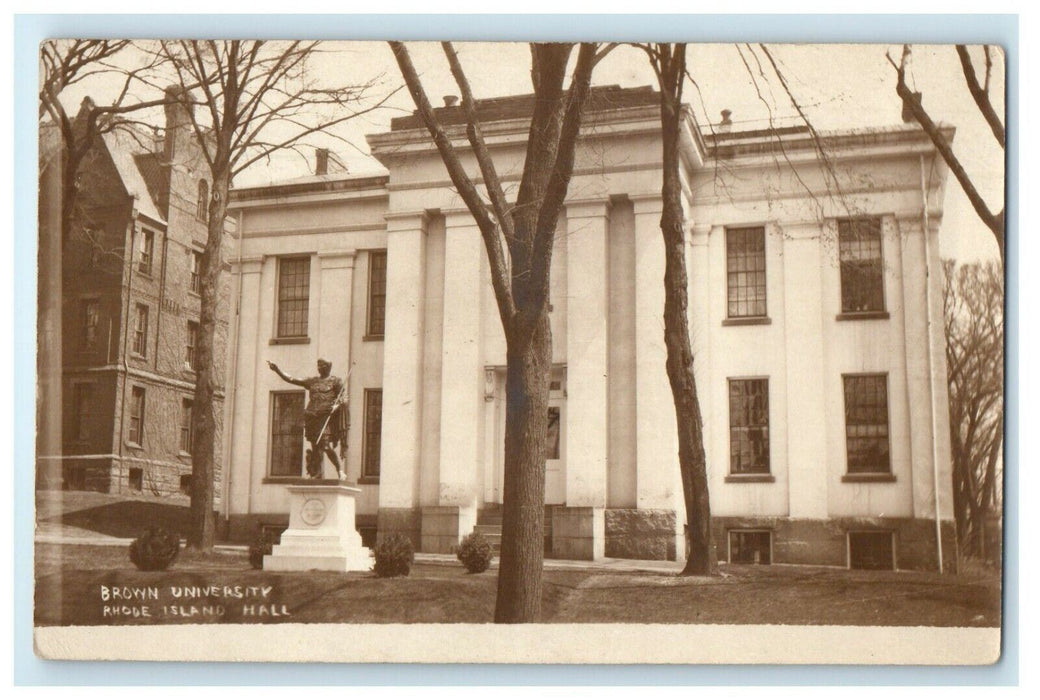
<box><xmin>722</xmin><ymin>316</ymin><xmax>771</xmax><ymax>327</ymax></box>
<box><xmin>125</xmin><ymin>441</ymin><xmax>143</xmax><ymax>450</ymax></box>
<box><xmin>130</xmin><ymin>352</ymin><xmax>147</xmax><ymax>360</ymax></box>
<box><xmin>178</xmin><ymin>451</ymin><xmax>192</xmax><ymax>459</ymax></box>
<box><xmin>362</xmin><ymin>334</ymin><xmax>384</xmax><ymax>343</ymax></box>
<box><xmin>269</xmin><ymin>336</ymin><xmax>311</xmax><ymax>345</ymax></box>
<box><xmin>725</xmin><ymin>474</ymin><xmax>775</xmax><ymax>483</ymax></box>
<box><xmin>137</xmin><ymin>270</ymin><xmax>153</xmax><ymax>279</ymax></box>
<box><xmin>842</xmin><ymin>473</ymin><xmax>896</xmax><ymax>483</ymax></box>
<box><xmin>836</xmin><ymin>311</ymin><xmax>889</xmax><ymax>321</ymax></box>
<box><xmin>358</xmin><ymin>475</ymin><xmax>380</xmax><ymax>485</ymax></box>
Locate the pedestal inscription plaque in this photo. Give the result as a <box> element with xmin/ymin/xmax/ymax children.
<box><xmin>263</xmin><ymin>481</ymin><xmax>373</xmax><ymax>572</ymax></box>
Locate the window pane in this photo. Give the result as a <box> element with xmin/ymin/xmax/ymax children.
<box><xmin>726</xmin><ymin>228</ymin><xmax>767</xmax><ymax>318</ymax></box>
<box><xmin>181</xmin><ymin>400</ymin><xmax>193</xmax><ymax>453</ymax></box>
<box><xmin>546</xmin><ymin>407</ymin><xmax>561</xmax><ymax>460</ymax></box>
<box><xmin>368</xmin><ymin>251</ymin><xmax>387</xmax><ymax>336</ymax></box>
<box><xmin>838</xmin><ymin>218</ymin><xmax>884</xmax><ymax>312</ymax></box>
<box><xmin>843</xmin><ymin>374</ymin><xmax>890</xmax><ymax>473</ymax></box>
<box><xmin>729</xmin><ymin>531</ymin><xmax>771</xmax><ymax>564</ymax></box>
<box><xmin>134</xmin><ymin>305</ymin><xmax>148</xmax><ymax>356</ymax></box>
<box><xmin>270</xmin><ymin>392</ymin><xmax>304</xmax><ymax>476</ymax></box>
<box><xmin>277</xmin><ymin>258</ymin><xmax>310</xmax><ymax>338</ymax></box>
<box><xmin>129</xmin><ymin>386</ymin><xmax>145</xmax><ymax>445</ymax></box>
<box><xmin>364</xmin><ymin>389</ymin><xmax>383</xmax><ymax>477</ymax></box>
<box><xmin>729</xmin><ymin>379</ymin><xmax>770</xmax><ymax>474</ymax></box>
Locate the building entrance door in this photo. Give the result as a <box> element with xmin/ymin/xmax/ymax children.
<box><xmin>544</xmin><ymin>398</ymin><xmax>565</xmax><ymax>504</ymax></box>
<box><xmin>484</xmin><ymin>366</ymin><xmax>567</xmax><ymax>506</ymax></box>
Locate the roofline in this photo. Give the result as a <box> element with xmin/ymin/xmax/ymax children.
<box><xmin>229</xmin><ymin>173</ymin><xmax>390</xmax><ymax>204</ymax></box>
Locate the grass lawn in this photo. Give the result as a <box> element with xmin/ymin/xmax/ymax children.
<box><xmin>35</xmin><ymin>543</ymin><xmax>1001</xmax><ymax>627</ymax></box>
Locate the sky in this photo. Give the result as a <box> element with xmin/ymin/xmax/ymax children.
<box><xmin>54</xmin><ymin>40</ymin><xmax>1005</xmax><ymax>263</ymax></box>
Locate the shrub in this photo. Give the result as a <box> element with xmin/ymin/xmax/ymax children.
<box><xmin>457</xmin><ymin>531</ymin><xmax>494</xmax><ymax>574</ymax></box>
<box><xmin>372</xmin><ymin>533</ymin><xmax>414</xmax><ymax>578</ymax></box>
<box><xmin>128</xmin><ymin>526</ymin><xmax>180</xmax><ymax>571</ymax></box>
<box><xmin>249</xmin><ymin>529</ymin><xmax>276</xmax><ymax>570</ymax></box>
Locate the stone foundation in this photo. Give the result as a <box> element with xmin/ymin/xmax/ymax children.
<box><xmin>376</xmin><ymin>507</ymin><xmax>422</xmax><ymax>549</ymax></box>
<box><xmin>550</xmin><ymin>507</ymin><xmax>605</xmax><ymax>560</ymax></box>
<box><xmin>605</xmin><ymin>509</ymin><xmax>679</xmax><ymax>561</ymax></box>
<box><xmin>420</xmin><ymin>505</ymin><xmax>476</xmax><ymax>553</ymax></box>
<box><xmin>713</xmin><ymin>516</ymin><xmax>957</xmax><ymax>572</ymax></box>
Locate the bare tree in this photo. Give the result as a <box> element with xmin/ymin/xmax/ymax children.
<box><xmin>635</xmin><ymin>43</ymin><xmax>716</xmax><ymax>576</ymax></box>
<box><xmin>890</xmin><ymin>45</ymin><xmax>1005</xmax><ymax>260</ymax></box>
<box><xmin>39</xmin><ymin>40</ymin><xmax>177</xmax><ymax>245</ymax></box>
<box><xmin>156</xmin><ymin>40</ymin><xmax>388</xmax><ymax>550</ymax></box>
<box><xmin>943</xmin><ymin>259</ymin><xmax>1003</xmax><ymax>559</ymax></box>
<box><xmin>390</xmin><ymin>41</ymin><xmax>610</xmax><ymax>622</ymax></box>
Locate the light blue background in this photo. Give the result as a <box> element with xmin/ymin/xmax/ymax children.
<box><xmin>14</xmin><ymin>13</ymin><xmax>1018</xmax><ymax>686</ymax></box>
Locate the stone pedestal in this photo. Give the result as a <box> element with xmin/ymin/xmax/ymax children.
<box><xmin>264</xmin><ymin>480</ymin><xmax>373</xmax><ymax>572</ymax></box>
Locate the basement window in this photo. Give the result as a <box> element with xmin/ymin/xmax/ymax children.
<box><xmin>128</xmin><ymin>468</ymin><xmax>143</xmax><ymax>492</ymax></box>
<box><xmin>728</xmin><ymin>530</ymin><xmax>772</xmax><ymax>565</ymax></box>
<box><xmin>848</xmin><ymin>531</ymin><xmax>895</xmax><ymax>570</ymax></box>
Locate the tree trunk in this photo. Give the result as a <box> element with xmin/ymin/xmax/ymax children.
<box><xmin>187</xmin><ymin>172</ymin><xmax>227</xmax><ymax>550</ymax></box>
<box><xmin>656</xmin><ymin>47</ymin><xmax>717</xmax><ymax>576</ymax></box>
<box><xmin>495</xmin><ymin>314</ymin><xmax>552</xmax><ymax>622</ymax></box>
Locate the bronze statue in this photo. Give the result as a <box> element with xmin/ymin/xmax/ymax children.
<box><xmin>267</xmin><ymin>358</ymin><xmax>348</xmax><ymax>480</ymax></box>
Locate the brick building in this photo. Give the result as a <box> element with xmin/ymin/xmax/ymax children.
<box><xmin>38</xmin><ymin>91</ymin><xmax>233</xmax><ymax>496</ymax></box>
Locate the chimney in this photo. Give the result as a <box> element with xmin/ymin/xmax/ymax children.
<box><xmin>902</xmin><ymin>91</ymin><xmax>923</xmax><ymax>123</ymax></box>
<box><xmin>443</xmin><ymin>95</ymin><xmax>459</xmax><ymax>107</ymax></box>
<box><xmin>163</xmin><ymin>85</ymin><xmax>193</xmax><ymax>162</ymax></box>
<box><xmin>315</xmin><ymin>148</ymin><xmax>330</xmax><ymax>176</ymax></box>
<box><xmin>718</xmin><ymin>109</ymin><xmax>733</xmax><ymax>133</ymax></box>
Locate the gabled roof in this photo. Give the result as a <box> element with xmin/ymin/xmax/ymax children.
<box><xmin>100</xmin><ymin>127</ymin><xmax>167</xmax><ymax>226</ymax></box>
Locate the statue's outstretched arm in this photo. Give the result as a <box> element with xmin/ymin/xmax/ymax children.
<box><xmin>267</xmin><ymin>360</ymin><xmax>307</xmax><ymax>387</ymax></box>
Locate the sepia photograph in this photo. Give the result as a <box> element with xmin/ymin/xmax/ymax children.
<box><xmin>32</xmin><ymin>33</ymin><xmax>1006</xmax><ymax>665</ymax></box>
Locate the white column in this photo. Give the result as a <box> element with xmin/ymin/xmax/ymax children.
<box><xmin>633</xmin><ymin>195</ymin><xmax>679</xmax><ymax>510</ymax></box>
<box><xmin>317</xmin><ymin>249</ymin><xmax>356</xmax><ymax>377</ymax></box>
<box><xmin>784</xmin><ymin>223</ymin><xmax>828</xmax><ymax>519</ymax></box>
<box><xmin>231</xmin><ymin>256</ymin><xmax>264</xmax><ymax>519</ymax></box>
<box><xmin>437</xmin><ymin>212</ymin><xmax>483</xmax><ymax>510</ymax></box>
<box><xmin>565</xmin><ymin>200</ymin><xmax>610</xmax><ymax>507</ymax></box>
<box><xmin>378</xmin><ymin>212</ymin><xmax>427</xmax><ymax>510</ymax></box>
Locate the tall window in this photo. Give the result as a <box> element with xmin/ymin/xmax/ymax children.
<box><xmin>72</xmin><ymin>383</ymin><xmax>93</xmax><ymax>441</ymax></box>
<box><xmin>838</xmin><ymin>218</ymin><xmax>884</xmax><ymax>313</ymax></box>
<box><xmin>180</xmin><ymin>399</ymin><xmax>193</xmax><ymax>453</ymax></box>
<box><xmin>726</xmin><ymin>227</ymin><xmax>767</xmax><ymax>318</ymax></box>
<box><xmin>138</xmin><ymin>229</ymin><xmax>154</xmax><ymax>275</ymax></box>
<box><xmin>196</xmin><ymin>180</ymin><xmax>209</xmax><ymax>222</ymax></box>
<box><xmin>185</xmin><ymin>321</ymin><xmax>198</xmax><ymax>370</ymax></box>
<box><xmin>270</xmin><ymin>391</ymin><xmax>305</xmax><ymax>476</ymax></box>
<box><xmin>843</xmin><ymin>374</ymin><xmax>891</xmax><ymax>474</ymax></box>
<box><xmin>728</xmin><ymin>378</ymin><xmax>770</xmax><ymax>474</ymax></box>
<box><xmin>189</xmin><ymin>251</ymin><xmax>201</xmax><ymax>293</ymax></box>
<box><xmin>82</xmin><ymin>299</ymin><xmax>99</xmax><ymax>350</ymax></box>
<box><xmin>367</xmin><ymin>251</ymin><xmax>388</xmax><ymax>337</ymax></box>
<box><xmin>133</xmin><ymin>304</ymin><xmax>149</xmax><ymax>356</ymax></box>
<box><xmin>128</xmin><ymin>386</ymin><xmax>145</xmax><ymax>446</ymax></box>
<box><xmin>276</xmin><ymin>257</ymin><xmax>310</xmax><ymax>338</ymax></box>
<box><xmin>363</xmin><ymin>389</ymin><xmax>383</xmax><ymax>478</ymax></box>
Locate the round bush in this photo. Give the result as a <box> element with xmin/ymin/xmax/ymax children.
<box><xmin>249</xmin><ymin>530</ymin><xmax>276</xmax><ymax>570</ymax></box>
<box><xmin>456</xmin><ymin>531</ymin><xmax>494</xmax><ymax>574</ymax></box>
<box><xmin>372</xmin><ymin>533</ymin><xmax>414</xmax><ymax>578</ymax></box>
<box><xmin>129</xmin><ymin>526</ymin><xmax>181</xmax><ymax>571</ymax></box>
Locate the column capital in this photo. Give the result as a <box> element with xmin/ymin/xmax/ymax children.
<box><xmin>565</xmin><ymin>199</ymin><xmax>611</xmax><ymax>220</ymax></box>
<box><xmin>384</xmin><ymin>209</ymin><xmax>430</xmax><ymax>233</ymax></box>
<box><xmin>318</xmin><ymin>248</ymin><xmax>357</xmax><ymax>270</ymax></box>
<box><xmin>630</xmin><ymin>194</ymin><xmax>664</xmax><ymax>216</ymax></box>
<box><xmin>444</xmin><ymin>209</ymin><xmax>479</xmax><ymax>228</ymax></box>
<box><xmin>233</xmin><ymin>255</ymin><xmax>264</xmax><ymax>275</ymax></box>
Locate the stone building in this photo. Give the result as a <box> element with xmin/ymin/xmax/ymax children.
<box><xmin>224</xmin><ymin>85</ymin><xmax>956</xmax><ymax>570</ymax></box>
<box><xmin>38</xmin><ymin>92</ymin><xmax>233</xmax><ymax>496</ymax></box>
